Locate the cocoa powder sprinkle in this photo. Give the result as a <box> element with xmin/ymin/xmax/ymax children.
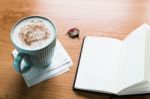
<box><xmin>19</xmin><ymin>21</ymin><xmax>50</xmax><ymax>47</ymax></box>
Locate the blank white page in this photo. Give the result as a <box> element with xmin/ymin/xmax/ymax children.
<box><xmin>74</xmin><ymin>36</ymin><xmax>122</xmax><ymax>94</ymax></box>
<box><xmin>145</xmin><ymin>25</ymin><xmax>150</xmax><ymax>82</ymax></box>
<box><xmin>117</xmin><ymin>24</ymin><xmax>147</xmax><ymax>92</ymax></box>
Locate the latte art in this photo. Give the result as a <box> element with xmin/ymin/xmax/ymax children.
<box><xmin>11</xmin><ymin>16</ymin><xmax>55</xmax><ymax>50</ymax></box>
<box><xmin>19</xmin><ymin>21</ymin><xmax>50</xmax><ymax>48</ymax></box>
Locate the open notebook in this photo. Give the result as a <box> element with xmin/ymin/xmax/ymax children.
<box><xmin>74</xmin><ymin>24</ymin><xmax>150</xmax><ymax>95</ymax></box>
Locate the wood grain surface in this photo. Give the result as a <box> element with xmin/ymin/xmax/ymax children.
<box><xmin>0</xmin><ymin>0</ymin><xmax>150</xmax><ymax>99</ymax></box>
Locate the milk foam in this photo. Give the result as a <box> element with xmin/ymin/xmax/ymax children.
<box><xmin>11</xmin><ymin>17</ymin><xmax>55</xmax><ymax>50</ymax></box>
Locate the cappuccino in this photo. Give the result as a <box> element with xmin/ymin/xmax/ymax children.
<box><xmin>11</xmin><ymin>16</ymin><xmax>55</xmax><ymax>50</ymax></box>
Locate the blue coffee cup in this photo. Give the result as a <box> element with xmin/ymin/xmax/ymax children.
<box><xmin>10</xmin><ymin>16</ymin><xmax>56</xmax><ymax>73</ymax></box>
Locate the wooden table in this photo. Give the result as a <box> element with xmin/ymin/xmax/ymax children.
<box><xmin>0</xmin><ymin>0</ymin><xmax>150</xmax><ymax>99</ymax></box>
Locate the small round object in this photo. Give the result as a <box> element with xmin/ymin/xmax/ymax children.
<box><xmin>67</xmin><ymin>28</ymin><xmax>80</xmax><ymax>38</ymax></box>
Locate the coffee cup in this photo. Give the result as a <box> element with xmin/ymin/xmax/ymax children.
<box><xmin>10</xmin><ymin>16</ymin><xmax>56</xmax><ymax>73</ymax></box>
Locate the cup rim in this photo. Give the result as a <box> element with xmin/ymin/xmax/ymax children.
<box><xmin>10</xmin><ymin>16</ymin><xmax>57</xmax><ymax>52</ymax></box>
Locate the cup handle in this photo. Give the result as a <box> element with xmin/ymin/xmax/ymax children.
<box><xmin>13</xmin><ymin>53</ymin><xmax>32</xmax><ymax>73</ymax></box>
